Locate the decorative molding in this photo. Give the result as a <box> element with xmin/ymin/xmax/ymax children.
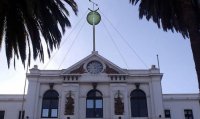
<box><xmin>104</xmin><ymin>65</ymin><xmax>119</xmax><ymax>74</ymax></box>
<box><xmin>70</xmin><ymin>64</ymin><xmax>85</xmax><ymax>74</ymax></box>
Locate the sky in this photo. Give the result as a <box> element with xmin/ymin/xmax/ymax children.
<box><xmin>0</xmin><ymin>0</ymin><xmax>198</xmax><ymax>94</ymax></box>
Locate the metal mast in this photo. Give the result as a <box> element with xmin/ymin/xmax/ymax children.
<box><xmin>87</xmin><ymin>0</ymin><xmax>101</xmax><ymax>51</ymax></box>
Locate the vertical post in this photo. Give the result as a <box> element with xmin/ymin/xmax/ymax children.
<box><xmin>92</xmin><ymin>3</ymin><xmax>95</xmax><ymax>51</ymax></box>
<box><xmin>93</xmin><ymin>24</ymin><xmax>95</xmax><ymax>51</ymax></box>
<box><xmin>157</xmin><ymin>54</ymin><xmax>160</xmax><ymax>69</ymax></box>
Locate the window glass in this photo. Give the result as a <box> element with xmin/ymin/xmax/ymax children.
<box><xmin>95</xmin><ymin>108</ymin><xmax>103</xmax><ymax>117</ymax></box>
<box><xmin>87</xmin><ymin>100</ymin><xmax>94</xmax><ymax>108</ymax></box>
<box><xmin>86</xmin><ymin>109</ymin><xmax>94</xmax><ymax>117</ymax></box>
<box><xmin>18</xmin><ymin>111</ymin><xmax>25</xmax><ymax>119</ymax></box>
<box><xmin>184</xmin><ymin>109</ymin><xmax>193</xmax><ymax>119</ymax></box>
<box><xmin>188</xmin><ymin>111</ymin><xmax>192</xmax><ymax>114</ymax></box>
<box><xmin>42</xmin><ymin>109</ymin><xmax>49</xmax><ymax>117</ymax></box>
<box><xmin>51</xmin><ymin>100</ymin><xmax>58</xmax><ymax>108</ymax></box>
<box><xmin>95</xmin><ymin>91</ymin><xmax>102</xmax><ymax>97</ymax></box>
<box><xmin>96</xmin><ymin>100</ymin><xmax>102</xmax><ymax>108</ymax></box>
<box><xmin>51</xmin><ymin>109</ymin><xmax>58</xmax><ymax>117</ymax></box>
<box><xmin>164</xmin><ymin>110</ymin><xmax>171</xmax><ymax>118</ymax></box>
<box><xmin>42</xmin><ymin>100</ymin><xmax>50</xmax><ymax>108</ymax></box>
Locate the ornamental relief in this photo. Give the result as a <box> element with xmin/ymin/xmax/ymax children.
<box><xmin>69</xmin><ymin>64</ymin><xmax>85</xmax><ymax>74</ymax></box>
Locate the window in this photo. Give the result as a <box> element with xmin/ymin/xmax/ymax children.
<box><xmin>18</xmin><ymin>111</ymin><xmax>25</xmax><ymax>119</ymax></box>
<box><xmin>184</xmin><ymin>109</ymin><xmax>193</xmax><ymax>119</ymax></box>
<box><xmin>41</xmin><ymin>90</ymin><xmax>59</xmax><ymax>118</ymax></box>
<box><xmin>0</xmin><ymin>111</ymin><xmax>5</xmax><ymax>119</ymax></box>
<box><xmin>86</xmin><ymin>89</ymin><xmax>103</xmax><ymax>118</ymax></box>
<box><xmin>130</xmin><ymin>89</ymin><xmax>148</xmax><ymax>117</ymax></box>
<box><xmin>164</xmin><ymin>110</ymin><xmax>171</xmax><ymax>118</ymax></box>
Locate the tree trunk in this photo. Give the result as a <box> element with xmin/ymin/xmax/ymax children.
<box><xmin>181</xmin><ymin>0</ymin><xmax>200</xmax><ymax>91</ymax></box>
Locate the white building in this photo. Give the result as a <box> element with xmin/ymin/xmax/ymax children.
<box><xmin>0</xmin><ymin>51</ymin><xmax>200</xmax><ymax>119</ymax></box>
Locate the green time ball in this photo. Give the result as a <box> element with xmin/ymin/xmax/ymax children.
<box><xmin>87</xmin><ymin>11</ymin><xmax>101</xmax><ymax>25</ymax></box>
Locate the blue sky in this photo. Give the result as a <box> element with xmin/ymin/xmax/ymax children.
<box><xmin>0</xmin><ymin>0</ymin><xmax>198</xmax><ymax>94</ymax></box>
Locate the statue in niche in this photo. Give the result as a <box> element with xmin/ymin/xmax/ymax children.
<box><xmin>65</xmin><ymin>94</ymin><xmax>74</xmax><ymax>115</ymax></box>
<box><xmin>115</xmin><ymin>96</ymin><xmax>124</xmax><ymax>115</ymax></box>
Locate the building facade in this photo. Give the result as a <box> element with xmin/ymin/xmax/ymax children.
<box><xmin>0</xmin><ymin>51</ymin><xmax>200</xmax><ymax>119</ymax></box>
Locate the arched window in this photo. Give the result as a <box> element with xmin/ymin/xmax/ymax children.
<box><xmin>41</xmin><ymin>90</ymin><xmax>59</xmax><ymax>118</ymax></box>
<box><xmin>130</xmin><ymin>89</ymin><xmax>148</xmax><ymax>117</ymax></box>
<box><xmin>86</xmin><ymin>89</ymin><xmax>103</xmax><ymax>118</ymax></box>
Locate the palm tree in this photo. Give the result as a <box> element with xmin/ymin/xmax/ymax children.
<box><xmin>130</xmin><ymin>0</ymin><xmax>200</xmax><ymax>89</ymax></box>
<box><xmin>0</xmin><ymin>0</ymin><xmax>78</xmax><ymax>68</ymax></box>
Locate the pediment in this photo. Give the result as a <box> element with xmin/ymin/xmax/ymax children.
<box><xmin>61</xmin><ymin>51</ymin><xmax>127</xmax><ymax>75</ymax></box>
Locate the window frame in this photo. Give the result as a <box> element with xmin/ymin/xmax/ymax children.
<box><xmin>0</xmin><ymin>110</ymin><xmax>5</xmax><ymax>119</ymax></box>
<box><xmin>41</xmin><ymin>90</ymin><xmax>59</xmax><ymax>118</ymax></box>
<box><xmin>184</xmin><ymin>109</ymin><xmax>193</xmax><ymax>119</ymax></box>
<box><xmin>164</xmin><ymin>109</ymin><xmax>171</xmax><ymax>118</ymax></box>
<box><xmin>86</xmin><ymin>89</ymin><xmax>103</xmax><ymax>118</ymax></box>
<box><xmin>130</xmin><ymin>89</ymin><xmax>148</xmax><ymax>117</ymax></box>
<box><xmin>18</xmin><ymin>110</ymin><xmax>25</xmax><ymax>119</ymax></box>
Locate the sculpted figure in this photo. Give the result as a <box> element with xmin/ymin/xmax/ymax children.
<box><xmin>115</xmin><ymin>96</ymin><xmax>124</xmax><ymax>115</ymax></box>
<box><xmin>65</xmin><ymin>96</ymin><xmax>74</xmax><ymax>115</ymax></box>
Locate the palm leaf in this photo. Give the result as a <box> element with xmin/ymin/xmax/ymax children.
<box><xmin>0</xmin><ymin>0</ymin><xmax>78</xmax><ymax>68</ymax></box>
<box><xmin>130</xmin><ymin>0</ymin><xmax>200</xmax><ymax>38</ymax></box>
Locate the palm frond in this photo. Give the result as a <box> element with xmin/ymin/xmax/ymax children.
<box><xmin>129</xmin><ymin>0</ymin><xmax>200</xmax><ymax>38</ymax></box>
<box><xmin>0</xmin><ymin>14</ymin><xmax>5</xmax><ymax>49</ymax></box>
<box><xmin>0</xmin><ymin>0</ymin><xmax>78</xmax><ymax>68</ymax></box>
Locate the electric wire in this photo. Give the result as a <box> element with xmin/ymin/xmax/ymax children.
<box><xmin>58</xmin><ymin>20</ymin><xmax>87</xmax><ymax>69</ymax></box>
<box><xmin>19</xmin><ymin>9</ymin><xmax>149</xmax><ymax>119</ymax></box>
<box><xmin>99</xmin><ymin>10</ymin><xmax>148</xmax><ymax>68</ymax></box>
<box><xmin>101</xmin><ymin>20</ymin><xmax>129</xmax><ymax>69</ymax></box>
<box><xmin>43</xmin><ymin>10</ymin><xmax>89</xmax><ymax>69</ymax></box>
